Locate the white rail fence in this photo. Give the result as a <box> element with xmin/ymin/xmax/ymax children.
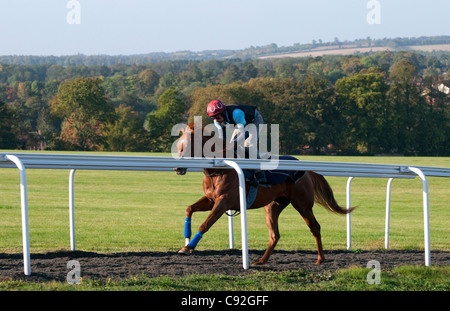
<box><xmin>0</xmin><ymin>153</ymin><xmax>449</xmax><ymax>275</ymax></box>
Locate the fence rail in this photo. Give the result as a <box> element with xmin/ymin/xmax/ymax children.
<box><xmin>1</xmin><ymin>153</ymin><xmax>449</xmax><ymax>177</ymax></box>
<box><xmin>1</xmin><ymin>152</ymin><xmax>449</xmax><ymax>275</ymax></box>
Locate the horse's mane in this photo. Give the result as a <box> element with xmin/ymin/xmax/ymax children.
<box><xmin>186</xmin><ymin>122</ymin><xmax>195</xmax><ymax>131</ymax></box>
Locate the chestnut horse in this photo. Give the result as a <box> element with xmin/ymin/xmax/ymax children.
<box><xmin>174</xmin><ymin>123</ymin><xmax>353</xmax><ymax>266</ymax></box>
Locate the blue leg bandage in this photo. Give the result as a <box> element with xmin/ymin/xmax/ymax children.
<box><xmin>188</xmin><ymin>231</ymin><xmax>203</xmax><ymax>249</ymax></box>
<box><xmin>184</xmin><ymin>217</ymin><xmax>191</xmax><ymax>239</ymax></box>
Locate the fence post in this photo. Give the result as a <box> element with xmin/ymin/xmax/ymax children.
<box><xmin>408</xmin><ymin>167</ymin><xmax>430</xmax><ymax>266</ymax></box>
<box><xmin>5</xmin><ymin>155</ymin><xmax>31</xmax><ymax>276</ymax></box>
<box><xmin>346</xmin><ymin>177</ymin><xmax>353</xmax><ymax>250</ymax></box>
<box><xmin>385</xmin><ymin>178</ymin><xmax>394</xmax><ymax>249</ymax></box>
<box><xmin>69</xmin><ymin>169</ymin><xmax>76</xmax><ymax>251</ymax></box>
<box><xmin>228</xmin><ymin>212</ymin><xmax>234</xmax><ymax>249</ymax></box>
<box><xmin>223</xmin><ymin>160</ymin><xmax>249</xmax><ymax>270</ymax></box>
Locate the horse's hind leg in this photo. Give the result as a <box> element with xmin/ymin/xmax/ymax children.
<box><xmin>252</xmin><ymin>197</ymin><xmax>289</xmax><ymax>266</ymax></box>
<box><xmin>183</xmin><ymin>196</ymin><xmax>214</xmax><ymax>246</ymax></box>
<box><xmin>288</xmin><ymin>185</ymin><xmax>325</xmax><ymax>264</ymax></box>
<box><xmin>301</xmin><ymin>208</ymin><xmax>324</xmax><ymax>264</ymax></box>
<box><xmin>291</xmin><ymin>199</ymin><xmax>325</xmax><ymax>265</ymax></box>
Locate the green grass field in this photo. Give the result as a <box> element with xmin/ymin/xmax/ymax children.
<box><xmin>0</xmin><ymin>151</ymin><xmax>449</xmax><ymax>291</ymax></box>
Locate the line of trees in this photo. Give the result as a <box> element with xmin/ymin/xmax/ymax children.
<box><xmin>0</xmin><ymin>35</ymin><xmax>448</xmax><ymax>65</ymax></box>
<box><xmin>0</xmin><ymin>50</ymin><xmax>449</xmax><ymax>155</ymax></box>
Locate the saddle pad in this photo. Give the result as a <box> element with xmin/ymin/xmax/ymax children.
<box><xmin>266</xmin><ymin>155</ymin><xmax>303</xmax><ymax>184</ymax></box>
<box><xmin>245</xmin><ymin>155</ymin><xmax>306</xmax><ymax>185</ymax></box>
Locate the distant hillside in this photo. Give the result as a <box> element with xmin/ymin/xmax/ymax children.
<box><xmin>0</xmin><ymin>35</ymin><xmax>449</xmax><ymax>65</ymax></box>
<box><xmin>258</xmin><ymin>44</ymin><xmax>450</xmax><ymax>59</ymax></box>
<box><xmin>240</xmin><ymin>36</ymin><xmax>450</xmax><ymax>59</ymax></box>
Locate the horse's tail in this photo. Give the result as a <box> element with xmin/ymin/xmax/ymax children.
<box><xmin>309</xmin><ymin>171</ymin><xmax>356</xmax><ymax>215</ymax></box>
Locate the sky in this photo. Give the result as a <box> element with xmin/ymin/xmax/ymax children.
<box><xmin>0</xmin><ymin>0</ymin><xmax>448</xmax><ymax>56</ymax></box>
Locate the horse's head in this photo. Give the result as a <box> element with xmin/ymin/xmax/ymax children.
<box><xmin>173</xmin><ymin>122</ymin><xmax>228</xmax><ymax>175</ymax></box>
<box><xmin>174</xmin><ymin>123</ymin><xmax>196</xmax><ymax>175</ymax></box>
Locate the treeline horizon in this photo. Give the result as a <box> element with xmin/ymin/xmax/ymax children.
<box><xmin>0</xmin><ymin>48</ymin><xmax>449</xmax><ymax>156</ymax></box>
<box><xmin>0</xmin><ymin>35</ymin><xmax>449</xmax><ymax>65</ymax></box>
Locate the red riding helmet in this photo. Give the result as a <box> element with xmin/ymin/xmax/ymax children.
<box><xmin>207</xmin><ymin>100</ymin><xmax>226</xmax><ymax>117</ymax></box>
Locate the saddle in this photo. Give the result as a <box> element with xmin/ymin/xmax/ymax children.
<box><xmin>243</xmin><ymin>155</ymin><xmax>306</xmax><ymax>208</ymax></box>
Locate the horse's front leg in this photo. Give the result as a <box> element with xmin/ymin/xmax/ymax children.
<box><xmin>178</xmin><ymin>195</ymin><xmax>232</xmax><ymax>255</ymax></box>
<box><xmin>183</xmin><ymin>196</ymin><xmax>214</xmax><ymax>247</ymax></box>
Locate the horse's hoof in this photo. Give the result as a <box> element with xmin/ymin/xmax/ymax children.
<box><xmin>178</xmin><ymin>245</ymin><xmax>194</xmax><ymax>255</ymax></box>
<box><xmin>315</xmin><ymin>258</ymin><xmax>325</xmax><ymax>265</ymax></box>
<box><xmin>251</xmin><ymin>261</ymin><xmax>265</xmax><ymax>266</ymax></box>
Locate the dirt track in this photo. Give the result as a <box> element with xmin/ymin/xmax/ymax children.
<box><xmin>1</xmin><ymin>249</ymin><xmax>449</xmax><ymax>282</ymax></box>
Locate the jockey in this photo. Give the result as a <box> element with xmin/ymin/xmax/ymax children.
<box><xmin>207</xmin><ymin>99</ymin><xmax>266</xmax><ymax>184</ymax></box>
<box><xmin>207</xmin><ymin>99</ymin><xmax>263</xmax><ymax>152</ymax></box>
